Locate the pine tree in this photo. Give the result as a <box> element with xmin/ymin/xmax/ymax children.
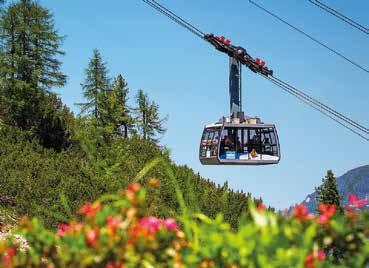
<box><xmin>78</xmin><ymin>49</ymin><xmax>110</xmax><ymax>124</ymax></box>
<box><xmin>103</xmin><ymin>74</ymin><xmax>133</xmax><ymax>138</ymax></box>
<box><xmin>134</xmin><ymin>89</ymin><xmax>167</xmax><ymax>143</ymax></box>
<box><xmin>316</xmin><ymin>170</ymin><xmax>342</xmax><ymax>212</ymax></box>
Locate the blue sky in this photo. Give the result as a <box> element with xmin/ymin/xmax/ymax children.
<box><xmin>41</xmin><ymin>0</ymin><xmax>368</xmax><ymax>209</ymax></box>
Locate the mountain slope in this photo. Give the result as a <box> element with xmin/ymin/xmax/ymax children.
<box><xmin>301</xmin><ymin>165</ymin><xmax>369</xmax><ymax>212</ymax></box>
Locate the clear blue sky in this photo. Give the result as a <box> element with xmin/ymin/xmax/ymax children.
<box><xmin>41</xmin><ymin>0</ymin><xmax>368</xmax><ymax>209</ymax></box>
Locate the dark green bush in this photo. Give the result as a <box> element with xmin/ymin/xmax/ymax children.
<box><xmin>0</xmin><ymin>125</ymin><xmax>255</xmax><ymax>228</ymax></box>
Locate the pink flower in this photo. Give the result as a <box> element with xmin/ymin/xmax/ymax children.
<box><xmin>129</xmin><ymin>216</ymin><xmax>180</xmax><ymax>243</ymax></box>
<box><xmin>317</xmin><ymin>204</ymin><xmax>336</xmax><ymax>225</ymax></box>
<box><xmin>57</xmin><ymin>223</ymin><xmax>70</xmax><ymax>237</ymax></box>
<box><xmin>317</xmin><ymin>214</ymin><xmax>329</xmax><ymax>225</ymax></box>
<box><xmin>86</xmin><ymin>228</ymin><xmax>99</xmax><ymax>247</ymax></box>
<box><xmin>164</xmin><ymin>218</ymin><xmax>179</xmax><ymax>232</ymax></box>
<box><xmin>348</xmin><ymin>193</ymin><xmax>367</xmax><ymax>208</ymax></box>
<box><xmin>106</xmin><ymin>216</ymin><xmax>121</xmax><ymax>233</ymax></box>
<box><xmin>316</xmin><ymin>250</ymin><xmax>326</xmax><ymax>261</ymax></box>
<box><xmin>140</xmin><ymin>216</ymin><xmax>162</xmax><ymax>234</ymax></box>
<box><xmin>57</xmin><ymin>222</ymin><xmax>83</xmax><ymax>237</ymax></box>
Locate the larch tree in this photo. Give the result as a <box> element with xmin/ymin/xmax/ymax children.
<box><xmin>134</xmin><ymin>89</ymin><xmax>167</xmax><ymax>143</ymax></box>
<box><xmin>78</xmin><ymin>49</ymin><xmax>110</xmax><ymax>124</ymax></box>
<box><xmin>104</xmin><ymin>74</ymin><xmax>133</xmax><ymax>138</ymax></box>
<box><xmin>0</xmin><ymin>0</ymin><xmax>70</xmax><ymax>150</ymax></box>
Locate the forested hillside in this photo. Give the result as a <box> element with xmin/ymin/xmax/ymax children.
<box><xmin>0</xmin><ymin>0</ymin><xmax>259</xmax><ymax>228</ymax></box>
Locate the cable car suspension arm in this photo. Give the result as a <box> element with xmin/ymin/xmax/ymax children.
<box><xmin>142</xmin><ymin>0</ymin><xmax>369</xmax><ymax>141</ymax></box>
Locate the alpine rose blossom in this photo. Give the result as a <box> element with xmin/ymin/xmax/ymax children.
<box><xmin>129</xmin><ymin>216</ymin><xmax>180</xmax><ymax>243</ymax></box>
<box><xmin>79</xmin><ymin>202</ymin><xmax>102</xmax><ymax>219</ymax></box>
<box><xmin>57</xmin><ymin>223</ymin><xmax>70</xmax><ymax>237</ymax></box>
<box><xmin>86</xmin><ymin>228</ymin><xmax>100</xmax><ymax>247</ymax></box>
<box><xmin>106</xmin><ymin>216</ymin><xmax>121</xmax><ymax>234</ymax></box>
<box><xmin>57</xmin><ymin>222</ymin><xmax>83</xmax><ymax>237</ymax></box>
<box><xmin>293</xmin><ymin>204</ymin><xmax>314</xmax><ymax>221</ymax></box>
<box><xmin>126</xmin><ymin>183</ymin><xmax>141</xmax><ymax>201</ymax></box>
<box><xmin>2</xmin><ymin>247</ymin><xmax>17</xmax><ymax>267</ymax></box>
<box><xmin>305</xmin><ymin>250</ymin><xmax>326</xmax><ymax>268</ymax></box>
<box><xmin>347</xmin><ymin>193</ymin><xmax>368</xmax><ymax>208</ymax></box>
<box><xmin>317</xmin><ymin>204</ymin><xmax>336</xmax><ymax>225</ymax></box>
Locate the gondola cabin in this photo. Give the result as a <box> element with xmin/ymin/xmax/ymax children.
<box><xmin>199</xmin><ymin>117</ymin><xmax>280</xmax><ymax>165</ymax></box>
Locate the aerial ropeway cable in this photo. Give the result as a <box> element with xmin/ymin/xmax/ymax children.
<box><xmin>248</xmin><ymin>0</ymin><xmax>369</xmax><ymax>75</ymax></box>
<box><xmin>142</xmin><ymin>0</ymin><xmax>369</xmax><ymax>142</ymax></box>
<box><xmin>308</xmin><ymin>0</ymin><xmax>369</xmax><ymax>35</ymax></box>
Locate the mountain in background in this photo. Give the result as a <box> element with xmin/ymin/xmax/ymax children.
<box><xmin>296</xmin><ymin>165</ymin><xmax>369</xmax><ymax>213</ymax></box>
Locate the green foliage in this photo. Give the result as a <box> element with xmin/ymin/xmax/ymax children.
<box><xmin>316</xmin><ymin>170</ymin><xmax>342</xmax><ymax>212</ymax></box>
<box><xmin>77</xmin><ymin>49</ymin><xmax>110</xmax><ymax>122</ymax></box>
<box><xmin>0</xmin><ymin>0</ymin><xmax>71</xmax><ymax>151</ymax></box>
<box><xmin>1</xmin><ymin>179</ymin><xmax>369</xmax><ymax>268</ymax></box>
<box><xmin>0</xmin><ymin>0</ymin><xmax>66</xmax><ymax>91</ymax></box>
<box><xmin>134</xmin><ymin>89</ymin><xmax>167</xmax><ymax>143</ymax></box>
<box><xmin>0</xmin><ymin>125</ymin><xmax>255</xmax><ymax>229</ymax></box>
<box><xmin>103</xmin><ymin>74</ymin><xmax>133</xmax><ymax>138</ymax></box>
<box><xmin>0</xmin><ymin>126</ymin><xmax>107</xmax><ymax>227</ymax></box>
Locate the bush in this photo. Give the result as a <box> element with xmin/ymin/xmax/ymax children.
<box><xmin>1</xmin><ymin>178</ymin><xmax>369</xmax><ymax>267</ymax></box>
<box><xmin>0</xmin><ymin>125</ymin><xmax>257</xmax><ymax>229</ymax></box>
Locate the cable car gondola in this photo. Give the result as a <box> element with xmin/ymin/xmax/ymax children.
<box><xmin>199</xmin><ymin>57</ymin><xmax>281</xmax><ymax>165</ymax></box>
<box><xmin>200</xmin><ymin>118</ymin><xmax>280</xmax><ymax>165</ymax></box>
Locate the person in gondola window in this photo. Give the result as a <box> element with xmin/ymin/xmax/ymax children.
<box><xmin>263</xmin><ymin>138</ymin><xmax>272</xmax><ymax>154</ymax></box>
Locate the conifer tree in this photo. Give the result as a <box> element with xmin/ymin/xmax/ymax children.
<box><xmin>134</xmin><ymin>89</ymin><xmax>167</xmax><ymax>143</ymax></box>
<box><xmin>316</xmin><ymin>170</ymin><xmax>342</xmax><ymax>212</ymax></box>
<box><xmin>103</xmin><ymin>74</ymin><xmax>133</xmax><ymax>138</ymax></box>
<box><xmin>0</xmin><ymin>0</ymin><xmax>70</xmax><ymax>150</ymax></box>
<box><xmin>78</xmin><ymin>49</ymin><xmax>110</xmax><ymax>124</ymax></box>
<box><xmin>0</xmin><ymin>0</ymin><xmax>66</xmax><ymax>126</ymax></box>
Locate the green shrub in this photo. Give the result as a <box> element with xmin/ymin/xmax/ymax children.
<box><xmin>0</xmin><ymin>125</ymin><xmax>256</xmax><ymax>229</ymax></box>
<box><xmin>1</xmin><ymin>178</ymin><xmax>369</xmax><ymax>268</ymax></box>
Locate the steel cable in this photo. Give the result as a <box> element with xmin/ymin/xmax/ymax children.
<box><xmin>308</xmin><ymin>0</ymin><xmax>369</xmax><ymax>35</ymax></box>
<box><xmin>248</xmin><ymin>0</ymin><xmax>369</xmax><ymax>74</ymax></box>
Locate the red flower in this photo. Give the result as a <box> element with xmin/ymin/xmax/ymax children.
<box><xmin>317</xmin><ymin>204</ymin><xmax>336</xmax><ymax>224</ymax></box>
<box><xmin>57</xmin><ymin>222</ymin><xmax>83</xmax><ymax>237</ymax></box>
<box><xmin>293</xmin><ymin>204</ymin><xmax>314</xmax><ymax>221</ymax></box>
<box><xmin>86</xmin><ymin>228</ymin><xmax>100</xmax><ymax>247</ymax></box>
<box><xmin>304</xmin><ymin>253</ymin><xmax>315</xmax><ymax>268</ymax></box>
<box><xmin>57</xmin><ymin>223</ymin><xmax>70</xmax><ymax>237</ymax></box>
<box><xmin>348</xmin><ymin>193</ymin><xmax>367</xmax><ymax>208</ymax></box>
<box><xmin>126</xmin><ymin>183</ymin><xmax>141</xmax><ymax>201</ymax></box>
<box><xmin>79</xmin><ymin>202</ymin><xmax>101</xmax><ymax>219</ymax></box>
<box><xmin>305</xmin><ymin>250</ymin><xmax>326</xmax><ymax>268</ymax></box>
<box><xmin>105</xmin><ymin>263</ymin><xmax>126</xmax><ymax>268</ymax></box>
<box><xmin>2</xmin><ymin>247</ymin><xmax>17</xmax><ymax>267</ymax></box>
<box><xmin>106</xmin><ymin>215</ymin><xmax>121</xmax><ymax>233</ymax></box>
<box><xmin>318</xmin><ymin>204</ymin><xmax>336</xmax><ymax>218</ymax></box>
<box><xmin>257</xmin><ymin>202</ymin><xmax>266</xmax><ymax>212</ymax></box>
